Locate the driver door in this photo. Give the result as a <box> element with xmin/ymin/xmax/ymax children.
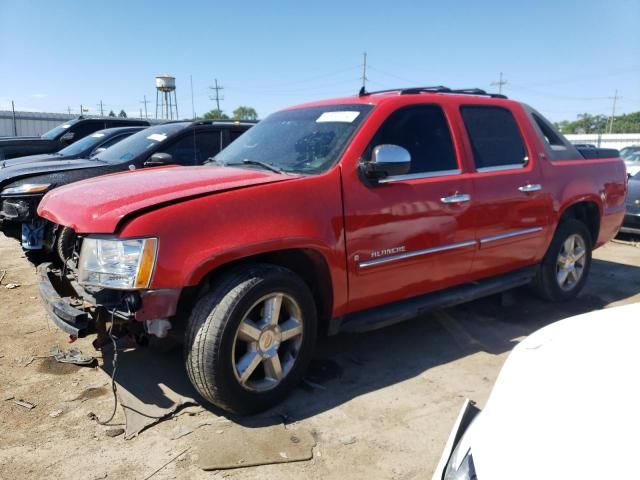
<box><xmin>343</xmin><ymin>104</ymin><xmax>476</xmax><ymax>312</ymax></box>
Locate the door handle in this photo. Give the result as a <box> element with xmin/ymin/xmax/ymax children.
<box><xmin>440</xmin><ymin>193</ymin><xmax>471</xmax><ymax>204</ymax></box>
<box><xmin>518</xmin><ymin>183</ymin><xmax>542</xmax><ymax>193</ymax></box>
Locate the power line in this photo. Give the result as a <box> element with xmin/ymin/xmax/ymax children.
<box><xmin>491</xmin><ymin>72</ymin><xmax>508</xmax><ymax>94</ymax></box>
<box><xmin>209</xmin><ymin>79</ymin><xmax>224</xmax><ymax>111</ymax></box>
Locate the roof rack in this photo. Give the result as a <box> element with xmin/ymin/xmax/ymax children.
<box><xmin>358</xmin><ymin>86</ymin><xmax>507</xmax><ymax>99</ymax></box>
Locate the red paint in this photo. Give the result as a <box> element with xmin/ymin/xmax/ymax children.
<box><xmin>38</xmin><ymin>92</ymin><xmax>627</xmax><ymax>322</ymax></box>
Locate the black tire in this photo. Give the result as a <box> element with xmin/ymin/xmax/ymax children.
<box><xmin>533</xmin><ymin>219</ymin><xmax>592</xmax><ymax>301</ymax></box>
<box><xmin>56</xmin><ymin>226</ymin><xmax>76</xmax><ymax>264</ymax></box>
<box><xmin>185</xmin><ymin>264</ymin><xmax>317</xmax><ymax>415</ymax></box>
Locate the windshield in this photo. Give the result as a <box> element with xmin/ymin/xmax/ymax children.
<box><xmin>41</xmin><ymin>121</ymin><xmax>76</xmax><ymax>140</ymax></box>
<box><xmin>94</xmin><ymin>123</ymin><xmax>187</xmax><ymax>163</ymax></box>
<box><xmin>213</xmin><ymin>104</ymin><xmax>373</xmax><ymax>174</ymax></box>
<box><xmin>57</xmin><ymin>130</ymin><xmax>109</xmax><ymax>156</ymax></box>
<box><xmin>625</xmin><ymin>152</ymin><xmax>640</xmax><ymax>164</ymax></box>
<box><xmin>621</xmin><ymin>147</ymin><xmax>640</xmax><ymax>160</ymax></box>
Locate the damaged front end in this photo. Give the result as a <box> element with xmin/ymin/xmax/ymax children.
<box><xmin>0</xmin><ymin>194</ymin><xmax>55</xmax><ymax>250</ymax></box>
<box><xmin>37</xmin><ymin>233</ymin><xmax>181</xmax><ymax>347</ymax></box>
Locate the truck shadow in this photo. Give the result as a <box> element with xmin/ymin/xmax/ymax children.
<box><xmin>103</xmin><ymin>256</ymin><xmax>640</xmax><ymax>428</ymax></box>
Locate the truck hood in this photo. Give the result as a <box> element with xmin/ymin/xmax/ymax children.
<box><xmin>38</xmin><ymin>165</ymin><xmax>296</xmax><ymax>233</ymax></box>
<box><xmin>462</xmin><ymin>303</ymin><xmax>640</xmax><ymax>480</ymax></box>
<box><xmin>0</xmin><ymin>157</ymin><xmax>105</xmax><ymax>188</ymax></box>
<box><xmin>1</xmin><ymin>153</ymin><xmax>60</xmax><ymax>168</ymax></box>
<box><xmin>0</xmin><ymin>136</ymin><xmax>43</xmax><ymax>146</ymax></box>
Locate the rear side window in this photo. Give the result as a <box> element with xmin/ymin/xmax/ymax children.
<box><xmin>461</xmin><ymin>106</ymin><xmax>528</xmax><ymax>170</ymax></box>
<box><xmin>369</xmin><ymin>105</ymin><xmax>458</xmax><ymax>175</ymax></box>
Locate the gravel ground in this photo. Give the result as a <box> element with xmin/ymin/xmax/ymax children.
<box><xmin>1</xmin><ymin>233</ymin><xmax>639</xmax><ymax>480</ymax></box>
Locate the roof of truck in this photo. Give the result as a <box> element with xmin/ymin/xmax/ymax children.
<box><xmin>286</xmin><ymin>86</ymin><xmax>516</xmax><ymax>111</ymax></box>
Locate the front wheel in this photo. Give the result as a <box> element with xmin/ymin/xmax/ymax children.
<box><xmin>185</xmin><ymin>264</ymin><xmax>317</xmax><ymax>414</ymax></box>
<box><xmin>533</xmin><ymin>219</ymin><xmax>592</xmax><ymax>301</ymax></box>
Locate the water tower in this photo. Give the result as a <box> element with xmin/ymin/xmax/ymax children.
<box><xmin>155</xmin><ymin>74</ymin><xmax>179</xmax><ymax>120</ymax></box>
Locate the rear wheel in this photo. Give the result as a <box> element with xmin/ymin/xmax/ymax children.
<box><xmin>185</xmin><ymin>264</ymin><xmax>317</xmax><ymax>414</ymax></box>
<box><xmin>533</xmin><ymin>219</ymin><xmax>592</xmax><ymax>301</ymax></box>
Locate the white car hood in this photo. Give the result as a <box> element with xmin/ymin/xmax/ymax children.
<box><xmin>470</xmin><ymin>303</ymin><xmax>640</xmax><ymax>480</ymax></box>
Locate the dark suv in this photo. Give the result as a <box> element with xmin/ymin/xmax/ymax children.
<box><xmin>0</xmin><ymin>120</ymin><xmax>254</xmax><ymax>257</ymax></box>
<box><xmin>0</xmin><ymin>117</ymin><xmax>150</xmax><ymax>160</ymax></box>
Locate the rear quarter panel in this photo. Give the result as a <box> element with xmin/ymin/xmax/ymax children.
<box><xmin>539</xmin><ymin>156</ymin><xmax>627</xmax><ymax>247</ymax></box>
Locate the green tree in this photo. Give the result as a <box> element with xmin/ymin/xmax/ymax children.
<box><xmin>555</xmin><ymin>111</ymin><xmax>640</xmax><ymax>134</ymax></box>
<box><xmin>232</xmin><ymin>106</ymin><xmax>258</xmax><ymax>121</ymax></box>
<box><xmin>108</xmin><ymin>110</ymin><xmax>116</xmax><ymax>117</ymax></box>
<box><xmin>202</xmin><ymin>109</ymin><xmax>229</xmax><ymax>120</ymax></box>
<box><xmin>118</xmin><ymin>109</ymin><xmax>128</xmax><ymax>118</ymax></box>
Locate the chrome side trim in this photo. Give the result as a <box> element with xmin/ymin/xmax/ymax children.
<box><xmin>379</xmin><ymin>169</ymin><xmax>461</xmax><ymax>183</ymax></box>
<box><xmin>476</xmin><ymin>163</ymin><xmax>526</xmax><ymax>173</ymax></box>
<box><xmin>480</xmin><ymin>226</ymin><xmax>543</xmax><ymax>245</ymax></box>
<box><xmin>358</xmin><ymin>240</ymin><xmax>476</xmax><ymax>269</ymax></box>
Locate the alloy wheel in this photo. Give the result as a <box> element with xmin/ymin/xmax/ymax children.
<box><xmin>231</xmin><ymin>293</ymin><xmax>304</xmax><ymax>392</ymax></box>
<box><xmin>555</xmin><ymin>233</ymin><xmax>587</xmax><ymax>291</ymax></box>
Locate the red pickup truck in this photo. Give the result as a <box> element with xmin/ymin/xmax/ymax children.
<box><xmin>37</xmin><ymin>86</ymin><xmax>627</xmax><ymax>414</ymax></box>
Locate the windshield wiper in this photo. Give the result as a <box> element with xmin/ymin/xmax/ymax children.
<box><xmin>225</xmin><ymin>159</ymin><xmax>285</xmax><ymax>174</ymax></box>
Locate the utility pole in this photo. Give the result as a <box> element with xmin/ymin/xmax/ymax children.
<box><xmin>190</xmin><ymin>75</ymin><xmax>196</xmax><ymax>119</ymax></box>
<box><xmin>209</xmin><ymin>79</ymin><xmax>224</xmax><ymax>112</ymax></box>
<box><xmin>96</xmin><ymin>100</ymin><xmax>106</xmax><ymax>116</ymax></box>
<box><xmin>11</xmin><ymin>101</ymin><xmax>17</xmax><ymax>136</ymax></box>
<box><xmin>140</xmin><ymin>95</ymin><xmax>150</xmax><ymax>119</ymax></box>
<box><xmin>607</xmin><ymin>89</ymin><xmax>621</xmax><ymax>134</ymax></box>
<box><xmin>67</xmin><ymin>106</ymin><xmax>72</xmax><ymax>115</ymax></box>
<box><xmin>491</xmin><ymin>72</ymin><xmax>508</xmax><ymax>94</ymax></box>
<box><xmin>361</xmin><ymin>52</ymin><xmax>368</xmax><ymax>91</ymax></box>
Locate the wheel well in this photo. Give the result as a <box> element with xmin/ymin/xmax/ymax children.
<box><xmin>560</xmin><ymin>201</ymin><xmax>600</xmax><ymax>244</ymax></box>
<box><xmin>182</xmin><ymin>249</ymin><xmax>334</xmax><ymax>336</ymax></box>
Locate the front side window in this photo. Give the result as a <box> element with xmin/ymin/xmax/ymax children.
<box><xmin>160</xmin><ymin>133</ymin><xmax>198</xmax><ymax>165</ymax></box>
<box><xmin>213</xmin><ymin>104</ymin><xmax>373</xmax><ymax>174</ymax></box>
<box><xmin>70</xmin><ymin>121</ymin><xmax>107</xmax><ymax>140</ymax></box>
<box><xmin>461</xmin><ymin>106</ymin><xmax>528</xmax><ymax>170</ymax></box>
<box><xmin>158</xmin><ymin>130</ymin><xmax>222</xmax><ymax>165</ymax></box>
<box><xmin>195</xmin><ymin>130</ymin><xmax>222</xmax><ymax>160</ymax></box>
<box><xmin>366</xmin><ymin>105</ymin><xmax>458</xmax><ymax>175</ymax></box>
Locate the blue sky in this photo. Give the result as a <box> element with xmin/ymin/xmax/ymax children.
<box><xmin>0</xmin><ymin>0</ymin><xmax>638</xmax><ymax>122</ymax></box>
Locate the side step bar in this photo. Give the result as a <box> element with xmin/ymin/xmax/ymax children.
<box><xmin>335</xmin><ymin>266</ymin><xmax>537</xmax><ymax>334</ymax></box>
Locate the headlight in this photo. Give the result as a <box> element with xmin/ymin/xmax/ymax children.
<box><xmin>78</xmin><ymin>237</ymin><xmax>158</xmax><ymax>289</ymax></box>
<box><xmin>444</xmin><ymin>447</ymin><xmax>477</xmax><ymax>480</ymax></box>
<box><xmin>1</xmin><ymin>183</ymin><xmax>51</xmax><ymax>195</ymax></box>
<box><xmin>443</xmin><ymin>418</ymin><xmax>478</xmax><ymax>480</ymax></box>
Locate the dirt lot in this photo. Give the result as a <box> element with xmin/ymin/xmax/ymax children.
<box><xmin>1</xmin><ymin>233</ymin><xmax>639</xmax><ymax>480</ymax></box>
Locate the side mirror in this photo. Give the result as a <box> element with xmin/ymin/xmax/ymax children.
<box><xmin>144</xmin><ymin>152</ymin><xmax>174</xmax><ymax>167</ymax></box>
<box><xmin>60</xmin><ymin>132</ymin><xmax>75</xmax><ymax>144</ymax></box>
<box><xmin>362</xmin><ymin>145</ymin><xmax>411</xmax><ymax>180</ymax></box>
<box><xmin>91</xmin><ymin>147</ymin><xmax>107</xmax><ymax>156</ymax></box>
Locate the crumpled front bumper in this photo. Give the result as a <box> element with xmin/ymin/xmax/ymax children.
<box><xmin>38</xmin><ymin>263</ymin><xmax>92</xmax><ymax>337</ymax></box>
<box><xmin>37</xmin><ymin>263</ymin><xmax>182</xmax><ymax>338</ymax></box>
